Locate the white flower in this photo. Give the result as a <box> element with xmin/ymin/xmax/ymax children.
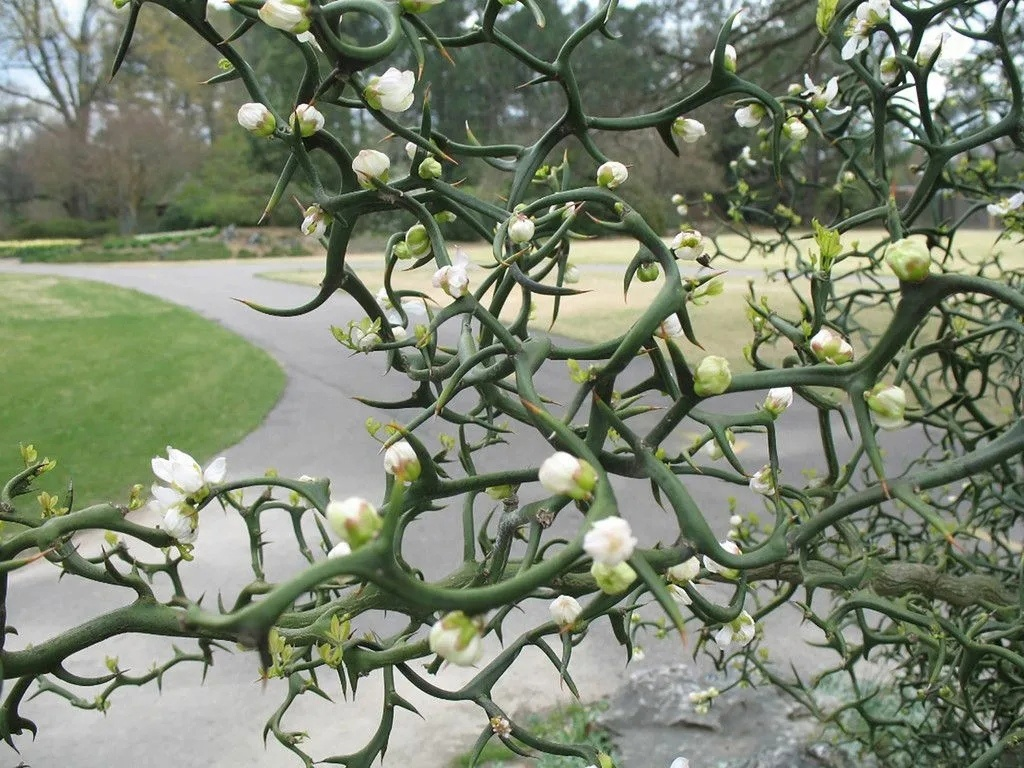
<box><xmin>987</xmin><ymin>191</ymin><xmax>1024</xmax><ymax>217</ymax></box>
<box><xmin>549</xmin><ymin>595</ymin><xmax>583</xmax><ymax>627</ymax></box>
<box><xmin>258</xmin><ymin>0</ymin><xmax>310</xmax><ymax>33</ymax></box>
<box><xmin>507</xmin><ymin>213</ymin><xmax>535</xmax><ymax>244</ymax></box>
<box><xmin>783</xmin><ymin>117</ymin><xmax>809</xmax><ymax>141</ymax></box>
<box><xmin>714</xmin><ymin>610</ymin><xmax>756</xmax><ymax>650</ymax></box>
<box><xmin>564</xmin><ymin>263</ymin><xmax>581</xmax><ymax>283</ymax></box>
<box><xmin>152</xmin><ymin>447</ymin><xmax>226</xmax><ymax>496</ymax></box>
<box><xmin>162</xmin><ymin>506</ymin><xmax>198</xmax><ymax>544</ymax></box>
<box><xmin>842</xmin><ymin>0</ymin><xmax>889</xmax><ymax>61</ymax></box>
<box><xmin>539</xmin><ymin>451</ymin><xmax>598</xmax><ymax>501</ymax></box>
<box><xmin>670</xmin><ymin>758</ymin><xmax>690</xmax><ymax>768</ymax></box>
<box><xmin>236</xmin><ymin>103</ymin><xmax>276</xmax><ymax>137</ymax></box>
<box><xmin>709</xmin><ymin>43</ymin><xmax>737</xmax><ymax>72</ymax></box>
<box><xmin>729</xmin><ymin>514</ymin><xmax>742</xmax><ymax>527</ymax></box>
<box><xmin>693</xmin><ymin>355</ymin><xmax>732</xmax><ymax>398</ymax></box>
<box><xmin>672</xmin><ymin>117</ymin><xmax>706</xmax><ymax>143</ymax></box>
<box><xmin>670</xmin><ymin>229</ymin><xmax>704</xmax><ymax>260</ymax></box>
<box><xmin>384</xmin><ymin>440</ymin><xmax>422</xmax><ymax>482</ymax></box>
<box><xmin>325</xmin><ymin>497</ymin><xmax>381</xmax><ymax>548</ymax></box>
<box><xmin>865</xmin><ymin>383</ymin><xmax>907</xmax><ymax>430</ymax></box>
<box><xmin>352</xmin><ymin>149</ymin><xmax>391</xmax><ymax>189</ymax></box>
<box><xmin>432</xmin><ymin>247</ymin><xmax>472</xmax><ymax>298</ymax></box>
<box><xmin>148</xmin><ymin>483</ymin><xmax>185</xmax><ymax>515</ymax></box>
<box><xmin>734</xmin><ymin>103</ymin><xmax>766</xmax><ymax>128</ymax></box>
<box><xmin>703</xmin><ymin>430</ymin><xmax>735</xmax><ymax>461</ymax></box>
<box><xmin>802</xmin><ymin>74</ymin><xmax>847</xmax><ymax>113</ymax></box>
<box><xmin>405</xmin><ymin>141</ymin><xmax>418</xmax><ymax>160</ymax></box>
<box><xmin>291</xmin><ymin>103</ymin><xmax>324</xmax><ymax>137</ymax></box>
<box><xmin>301</xmin><ymin>205</ymin><xmax>329</xmax><ymax>237</ymax></box>
<box><xmin>810</xmin><ymin>328</ymin><xmax>854</xmax><ymax>364</ymax></box>
<box><xmin>668</xmin><ymin>584</ymin><xmax>692</xmax><ymax>606</ymax></box>
<box><xmin>737</xmin><ymin>145</ymin><xmax>757</xmax><ymax>168</ymax></box>
<box><xmin>583</xmin><ymin>517</ymin><xmax>637</xmax><ymax>567</ymax></box>
<box><xmin>749</xmin><ymin>465</ymin><xmax>775</xmax><ymax>496</ymax></box>
<box><xmin>596</xmin><ymin>161</ymin><xmax>628</xmax><ymax>189</ymax></box>
<box><xmin>429</xmin><ymin>611</ymin><xmax>484</xmax><ymax>666</ymax></box>
<box><xmin>763</xmin><ymin>387</ymin><xmax>794</xmax><ymax>417</ymax></box>
<box><xmin>490</xmin><ymin>716</ymin><xmax>512</xmax><ymax>738</ymax></box>
<box><xmin>667</xmin><ymin>556</ymin><xmax>700</xmax><ymax>584</ymax></box>
<box><xmin>703</xmin><ymin>540</ymin><xmax>741</xmax><ymax>575</ymax></box>
<box><xmin>364</xmin><ymin>68</ymin><xmax>416</xmax><ymax>112</ymax></box>
<box><xmin>676</xmin><ymin>204</ymin><xmax>688</xmax><ymax>217</ymax></box>
<box><xmin>656</xmin><ymin>314</ymin><xmax>685</xmax><ymax>341</ymax></box>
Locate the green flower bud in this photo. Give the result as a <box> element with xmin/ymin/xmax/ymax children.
<box><xmin>885</xmin><ymin>238</ymin><xmax>931</xmax><ymax>282</ymax></box>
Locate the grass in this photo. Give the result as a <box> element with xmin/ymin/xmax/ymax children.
<box><xmin>261</xmin><ymin>228</ymin><xmax>1021</xmax><ymax>369</ymax></box>
<box><xmin>449</xmin><ymin>700</ymin><xmax>616</xmax><ymax>768</ymax></box>
<box><xmin>0</xmin><ymin>274</ymin><xmax>285</xmax><ymax>509</ymax></box>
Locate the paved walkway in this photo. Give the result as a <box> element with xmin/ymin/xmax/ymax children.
<box><xmin>0</xmin><ymin>258</ymin><xmax>920</xmax><ymax>768</ymax></box>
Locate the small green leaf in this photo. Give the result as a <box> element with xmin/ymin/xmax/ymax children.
<box><xmin>816</xmin><ymin>0</ymin><xmax>838</xmax><ymax>36</ymax></box>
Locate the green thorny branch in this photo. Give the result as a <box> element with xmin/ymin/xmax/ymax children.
<box><xmin>5</xmin><ymin>0</ymin><xmax>1024</xmax><ymax>765</ymax></box>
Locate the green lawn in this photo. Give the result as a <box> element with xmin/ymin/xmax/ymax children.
<box><xmin>261</xmin><ymin>228</ymin><xmax>1018</xmax><ymax>370</ymax></box>
<box><xmin>1</xmin><ymin>274</ymin><xmax>285</xmax><ymax>509</ymax></box>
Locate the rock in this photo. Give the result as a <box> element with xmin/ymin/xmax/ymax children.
<box><xmin>598</xmin><ymin>664</ymin><xmax>837</xmax><ymax>768</ymax></box>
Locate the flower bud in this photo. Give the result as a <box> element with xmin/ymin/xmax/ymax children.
<box><xmin>810</xmin><ymin>328</ymin><xmax>854</xmax><ymax>364</ymax></box>
<box><xmin>564</xmin><ymin>263</ymin><xmax>581</xmax><ymax>284</ymax></box>
<box><xmin>583</xmin><ymin>516</ymin><xmax>637</xmax><ymax>566</ymax></box>
<box><xmin>748</xmin><ymin>465</ymin><xmax>775</xmax><ymax>496</ymax></box>
<box><xmin>352</xmin><ymin>149</ymin><xmax>391</xmax><ymax>189</ymax></box>
<box><xmin>672</xmin><ymin>117</ymin><xmax>706</xmax><ymax>144</ymax></box>
<box><xmin>703</xmin><ymin>429</ymin><xmax>734</xmax><ymax>461</ymax></box>
<box><xmin>363</xmin><ymin>68</ymin><xmax>415</xmax><ymax>113</ymax></box>
<box><xmin>591</xmin><ymin>561</ymin><xmax>637</xmax><ymax>594</ymax></box>
<box><xmin>880</xmin><ymin>56</ymin><xmax>900</xmax><ymax>85</ymax></box>
<box><xmin>429</xmin><ymin>611</ymin><xmax>484</xmax><ymax>666</ymax></box>
<box><xmin>328</xmin><ymin>540</ymin><xmax>352</xmax><ymax>558</ymax></box>
<box><xmin>710</xmin><ymin>43</ymin><xmax>737</xmax><ymax>72</ymax></box>
<box><xmin>656</xmin><ymin>315</ymin><xmax>684</xmax><ymax>341</ymax></box>
<box><xmin>400</xmin><ymin>0</ymin><xmax>444</xmax><ymax>12</ymax></box>
<box><xmin>637</xmin><ymin>263</ymin><xmax>660</xmax><ymax>282</ymax></box>
<box><xmin>762</xmin><ymin>386</ymin><xmax>793</xmax><ymax>418</ymax></box>
<box><xmin>418</xmin><ymin>156</ymin><xmax>443</xmax><ymax>180</ymax></box>
<box><xmin>885</xmin><ymin>238</ymin><xmax>931</xmax><ymax>282</ymax></box>
<box><xmin>237</xmin><ymin>103</ymin><xmax>276</xmax><ymax>137</ymax></box>
<box><xmin>865</xmin><ymin>383</ymin><xmax>907</xmax><ymax>430</ymax></box>
<box><xmin>693</xmin><ymin>355</ymin><xmax>732</xmax><ymax>397</ymax></box>
<box><xmin>783</xmin><ymin>117</ymin><xmax>809</xmax><ymax>141</ymax></box>
<box><xmin>405</xmin><ymin>223</ymin><xmax>431</xmax><ymax>257</ymax></box>
<box><xmin>596</xmin><ymin>161</ymin><xmax>628</xmax><ymax>189</ymax></box>
<box><xmin>734</xmin><ymin>103</ymin><xmax>766</xmax><ymax>128</ymax></box>
<box><xmin>383</xmin><ymin>440</ymin><xmax>422</xmax><ymax>482</ymax></box>
<box><xmin>539</xmin><ymin>451</ymin><xmax>598</xmax><ymax>501</ymax></box>
<box><xmin>507</xmin><ymin>213</ymin><xmax>535</xmax><ymax>244</ymax></box>
<box><xmin>549</xmin><ymin>595</ymin><xmax>583</xmax><ymax>628</ymax></box>
<box><xmin>291</xmin><ymin>103</ymin><xmax>324</xmax><ymax>137</ymax></box>
<box><xmin>667</xmin><ymin>556</ymin><xmax>700</xmax><ymax>584</ymax></box>
<box><xmin>670</xmin><ymin>193</ymin><xmax>684</xmax><ymax>205</ymax></box>
<box><xmin>670</xmin><ymin>229</ymin><xmax>704</xmax><ymax>260</ymax></box>
<box><xmin>325</xmin><ymin>497</ymin><xmax>382</xmax><ymax>548</ymax></box>
<box><xmin>484</xmin><ymin>484</ymin><xmax>516</xmax><ymax>500</ymax></box>
<box><xmin>258</xmin><ymin>0</ymin><xmax>310</xmax><ymax>33</ymax></box>
<box><xmin>668</xmin><ymin>583</ymin><xmax>692</xmax><ymax>606</ymax></box>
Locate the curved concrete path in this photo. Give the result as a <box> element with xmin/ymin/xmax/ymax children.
<box><xmin>0</xmin><ymin>258</ymin><xmax>924</xmax><ymax>767</ymax></box>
